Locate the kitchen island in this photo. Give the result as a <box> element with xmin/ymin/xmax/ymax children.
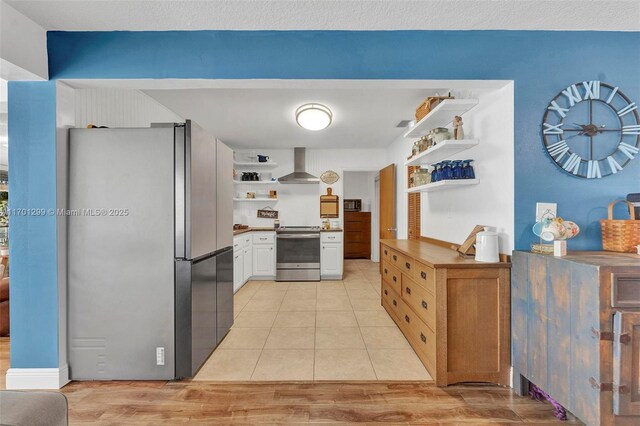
<box><xmin>380</xmin><ymin>239</ymin><xmax>511</xmax><ymax>387</ymax></box>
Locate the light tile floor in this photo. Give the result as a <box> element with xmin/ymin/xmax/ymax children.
<box><xmin>194</xmin><ymin>259</ymin><xmax>432</xmax><ymax>381</ymax></box>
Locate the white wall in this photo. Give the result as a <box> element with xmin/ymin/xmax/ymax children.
<box><xmin>233</xmin><ymin>148</ymin><xmax>388</xmax><ymax>227</ymax></box>
<box><xmin>74</xmin><ymin>89</ymin><xmax>183</xmax><ymax>128</ymax></box>
<box><xmin>387</xmin><ymin>84</ymin><xmax>515</xmax><ymax>253</ymax></box>
<box><xmin>0</xmin><ymin>1</ymin><xmax>48</xmax><ymax>80</ymax></box>
<box><xmin>343</xmin><ymin>171</ymin><xmax>376</xmax><ymax>212</ymax></box>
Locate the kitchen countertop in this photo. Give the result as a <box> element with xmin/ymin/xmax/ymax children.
<box><xmin>233</xmin><ymin>227</ymin><xmax>276</xmax><ymax>236</ymax></box>
<box><xmin>321</xmin><ymin>228</ymin><xmax>343</xmax><ymax>232</ymax></box>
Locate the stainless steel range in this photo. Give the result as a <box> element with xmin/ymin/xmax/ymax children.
<box><xmin>276</xmin><ymin>226</ymin><xmax>321</xmax><ymax>281</ymax></box>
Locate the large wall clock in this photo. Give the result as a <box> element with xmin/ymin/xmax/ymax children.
<box><xmin>542</xmin><ymin>81</ymin><xmax>639</xmax><ymax>178</ymax></box>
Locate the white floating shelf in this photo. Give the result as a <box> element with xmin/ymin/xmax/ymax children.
<box><xmin>404</xmin><ymin>139</ymin><xmax>479</xmax><ymax>166</ymax></box>
<box><xmin>233</xmin><ymin>198</ymin><xmax>279</xmax><ymax>202</ymax></box>
<box><xmin>407</xmin><ymin>179</ymin><xmax>480</xmax><ymax>193</ymax></box>
<box><xmin>233</xmin><ymin>161</ymin><xmax>278</xmax><ymax>168</ymax></box>
<box><xmin>404</xmin><ymin>99</ymin><xmax>479</xmax><ymax>139</ymax></box>
<box><xmin>233</xmin><ymin>180</ymin><xmax>280</xmax><ymax>185</ymax></box>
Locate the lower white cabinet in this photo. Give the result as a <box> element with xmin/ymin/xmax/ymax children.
<box><xmin>233</xmin><ymin>250</ymin><xmax>244</xmax><ymax>292</ymax></box>
<box><xmin>321</xmin><ymin>232</ymin><xmax>343</xmax><ymax>279</ymax></box>
<box><xmin>243</xmin><ymin>246</ymin><xmax>252</xmax><ymax>282</ymax></box>
<box><xmin>253</xmin><ymin>245</ymin><xmax>275</xmax><ymax>276</ymax></box>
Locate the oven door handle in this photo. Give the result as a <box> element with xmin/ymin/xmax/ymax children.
<box><xmin>277</xmin><ymin>234</ymin><xmax>320</xmax><ymax>239</ymax></box>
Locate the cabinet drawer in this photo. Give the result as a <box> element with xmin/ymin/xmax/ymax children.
<box><xmin>381</xmin><ymin>280</ymin><xmax>401</xmax><ymax>320</ymax></box>
<box><xmin>381</xmin><ymin>245</ymin><xmax>392</xmax><ymax>262</ymax></box>
<box><xmin>414</xmin><ymin>261</ymin><xmax>436</xmax><ymax>294</ymax></box>
<box><xmin>398</xmin><ymin>300</ymin><xmax>436</xmax><ymax>371</ymax></box>
<box><xmin>233</xmin><ymin>236</ymin><xmax>243</xmax><ymax>252</ymax></box>
<box><xmin>252</xmin><ymin>232</ymin><xmax>275</xmax><ymax>245</ymax></box>
<box><xmin>388</xmin><ymin>249</ymin><xmax>406</xmax><ymax>270</ymax></box>
<box><xmin>402</xmin><ymin>275</ymin><xmax>436</xmax><ymax>330</ymax></box>
<box><xmin>381</xmin><ymin>261</ymin><xmax>402</xmax><ymax>295</ymax></box>
<box><xmin>321</xmin><ymin>232</ymin><xmax>342</xmax><ymax>243</ymax></box>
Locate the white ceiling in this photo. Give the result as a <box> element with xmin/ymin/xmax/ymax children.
<box><xmin>144</xmin><ymin>87</ymin><xmax>444</xmax><ymax>148</ymax></box>
<box><xmin>6</xmin><ymin>0</ymin><xmax>640</xmax><ymax>31</ymax></box>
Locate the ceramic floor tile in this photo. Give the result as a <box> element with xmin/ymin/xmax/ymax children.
<box><xmin>360</xmin><ymin>326</ymin><xmax>411</xmax><ymax>349</ymax></box>
<box><xmin>279</xmin><ymin>297</ymin><xmax>317</xmax><ymax>311</ymax></box>
<box><xmin>251</xmin><ymin>349</ymin><xmax>314</xmax><ymax>381</ymax></box>
<box><xmin>315</xmin><ymin>310</ymin><xmax>358</xmax><ymax>327</ymax></box>
<box><xmin>346</xmin><ymin>284</ymin><xmax>378</xmax><ymax>294</ymax></box>
<box><xmin>219</xmin><ymin>328</ymin><xmax>270</xmax><ymax>349</ymax></box>
<box><xmin>315</xmin><ymin>327</ymin><xmax>365</xmax><ymax>349</ymax></box>
<box><xmin>316</xmin><ymin>296</ymin><xmax>353</xmax><ymax>311</ymax></box>
<box><xmin>368</xmin><ymin>348</ymin><xmax>432</xmax><ymax>380</ymax></box>
<box><xmin>349</xmin><ymin>296</ymin><xmax>383</xmax><ymax>311</ymax></box>
<box><xmin>272</xmin><ymin>311</ymin><xmax>316</xmax><ymax>328</ymax></box>
<box><xmin>354</xmin><ymin>309</ymin><xmax>396</xmax><ymax>327</ymax></box>
<box><xmin>233</xmin><ymin>310</ymin><xmax>278</xmax><ymax>328</ymax></box>
<box><xmin>287</xmin><ymin>282</ymin><xmax>318</xmax><ymax>290</ymax></box>
<box><xmin>193</xmin><ymin>349</ymin><xmax>261</xmax><ymax>381</ymax></box>
<box><xmin>264</xmin><ymin>327</ymin><xmax>315</xmax><ymax>349</ymax></box>
<box><xmin>314</xmin><ymin>349</ymin><xmax>376</xmax><ymax>380</ymax></box>
<box><xmin>242</xmin><ymin>297</ymin><xmax>283</xmax><ymax>312</ymax></box>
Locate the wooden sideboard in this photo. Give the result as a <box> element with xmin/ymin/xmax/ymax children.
<box><xmin>380</xmin><ymin>239</ymin><xmax>511</xmax><ymax>386</ymax></box>
<box><xmin>344</xmin><ymin>211</ymin><xmax>371</xmax><ymax>259</ymax></box>
<box><xmin>512</xmin><ymin>251</ymin><xmax>640</xmax><ymax>426</ymax></box>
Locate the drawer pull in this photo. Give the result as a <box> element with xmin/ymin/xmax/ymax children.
<box><xmin>392</xmin><ymin>300</ymin><xmax>397</xmax><ymax>306</ymax></box>
<box><xmin>421</xmin><ymin>271</ymin><xmax>427</xmax><ymax>279</ymax></box>
<box><xmin>421</xmin><ymin>300</ymin><xmax>428</xmax><ymax>309</ymax></box>
<box><xmin>384</xmin><ymin>289</ymin><xmax>388</xmax><ymax>295</ymax></box>
<box><xmin>420</xmin><ymin>333</ymin><xmax>427</xmax><ymax>343</ymax></box>
<box><xmin>384</xmin><ymin>268</ymin><xmax>388</xmax><ymax>274</ymax></box>
<box><xmin>405</xmin><ymin>262</ymin><xmax>411</xmax><ymax>270</ymax></box>
<box><xmin>384</xmin><ymin>249</ymin><xmax>388</xmax><ymax>255</ymax></box>
<box><xmin>393</xmin><ymin>255</ymin><xmax>397</xmax><ymax>261</ymax></box>
<box><xmin>393</xmin><ymin>276</ymin><xmax>397</xmax><ymax>282</ymax></box>
<box><xmin>404</xmin><ymin>315</ymin><xmax>410</xmax><ymax>323</ymax></box>
<box><xmin>406</xmin><ymin>287</ymin><xmax>412</xmax><ymax>295</ymax></box>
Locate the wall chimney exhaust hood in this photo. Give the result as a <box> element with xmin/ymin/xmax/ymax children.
<box><xmin>279</xmin><ymin>147</ymin><xmax>319</xmax><ymax>184</ymax></box>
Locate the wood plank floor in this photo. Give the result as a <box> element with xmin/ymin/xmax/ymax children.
<box><xmin>1</xmin><ymin>337</ymin><xmax>580</xmax><ymax>425</ymax></box>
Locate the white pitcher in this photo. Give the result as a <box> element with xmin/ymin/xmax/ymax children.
<box><xmin>475</xmin><ymin>227</ymin><xmax>500</xmax><ymax>263</ymax></box>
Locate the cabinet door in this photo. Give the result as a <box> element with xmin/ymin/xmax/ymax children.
<box><xmin>233</xmin><ymin>251</ymin><xmax>243</xmax><ymax>292</ymax></box>
<box><xmin>253</xmin><ymin>245</ymin><xmax>275</xmax><ymax>276</ymax></box>
<box><xmin>613</xmin><ymin>311</ymin><xmax>640</xmax><ymax>416</ymax></box>
<box><xmin>321</xmin><ymin>244</ymin><xmax>342</xmax><ymax>276</ymax></box>
<box><xmin>243</xmin><ymin>247</ymin><xmax>252</xmax><ymax>282</ymax></box>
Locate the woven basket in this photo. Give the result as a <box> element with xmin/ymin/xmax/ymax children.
<box><xmin>600</xmin><ymin>200</ymin><xmax>640</xmax><ymax>253</ymax></box>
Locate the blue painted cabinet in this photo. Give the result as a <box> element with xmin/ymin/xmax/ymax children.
<box><xmin>512</xmin><ymin>251</ymin><xmax>640</xmax><ymax>426</ymax></box>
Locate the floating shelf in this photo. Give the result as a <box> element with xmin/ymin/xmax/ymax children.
<box><xmin>233</xmin><ymin>161</ymin><xmax>278</xmax><ymax>168</ymax></box>
<box><xmin>407</xmin><ymin>179</ymin><xmax>480</xmax><ymax>193</ymax></box>
<box><xmin>233</xmin><ymin>180</ymin><xmax>280</xmax><ymax>185</ymax></box>
<box><xmin>233</xmin><ymin>198</ymin><xmax>279</xmax><ymax>202</ymax></box>
<box><xmin>404</xmin><ymin>99</ymin><xmax>479</xmax><ymax>139</ymax></box>
<box><xmin>404</xmin><ymin>139</ymin><xmax>479</xmax><ymax>166</ymax></box>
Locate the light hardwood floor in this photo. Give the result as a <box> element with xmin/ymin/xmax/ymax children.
<box><xmin>195</xmin><ymin>259</ymin><xmax>430</xmax><ymax>381</ymax></box>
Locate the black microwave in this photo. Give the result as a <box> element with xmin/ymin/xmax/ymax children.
<box><xmin>344</xmin><ymin>199</ymin><xmax>362</xmax><ymax>212</ymax></box>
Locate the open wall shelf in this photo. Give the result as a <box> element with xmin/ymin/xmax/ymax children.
<box><xmin>233</xmin><ymin>161</ymin><xmax>278</xmax><ymax>168</ymax></box>
<box><xmin>404</xmin><ymin>139</ymin><xmax>479</xmax><ymax>166</ymax></box>
<box><xmin>404</xmin><ymin>99</ymin><xmax>479</xmax><ymax>139</ymax></box>
<box><xmin>407</xmin><ymin>179</ymin><xmax>479</xmax><ymax>193</ymax></box>
<box><xmin>234</xmin><ymin>180</ymin><xmax>280</xmax><ymax>185</ymax></box>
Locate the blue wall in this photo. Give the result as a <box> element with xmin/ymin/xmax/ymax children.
<box><xmin>8</xmin><ymin>30</ymin><xmax>640</xmax><ymax>371</ymax></box>
<box><xmin>8</xmin><ymin>81</ymin><xmax>59</xmax><ymax>368</ymax></box>
<box><xmin>46</xmin><ymin>30</ymin><xmax>640</xmax><ymax>250</ymax></box>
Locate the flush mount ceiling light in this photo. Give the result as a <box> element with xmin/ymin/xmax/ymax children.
<box><xmin>295</xmin><ymin>103</ymin><xmax>332</xmax><ymax>131</ymax></box>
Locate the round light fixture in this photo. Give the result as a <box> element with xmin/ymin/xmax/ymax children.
<box><xmin>295</xmin><ymin>103</ymin><xmax>332</xmax><ymax>131</ymax></box>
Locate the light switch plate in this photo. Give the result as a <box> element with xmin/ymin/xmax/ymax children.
<box><xmin>536</xmin><ymin>202</ymin><xmax>557</xmax><ymax>221</ymax></box>
<box><xmin>156</xmin><ymin>347</ymin><xmax>165</xmax><ymax>366</ymax></box>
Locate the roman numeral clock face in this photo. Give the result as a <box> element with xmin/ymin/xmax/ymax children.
<box><xmin>542</xmin><ymin>81</ymin><xmax>640</xmax><ymax>178</ymax></box>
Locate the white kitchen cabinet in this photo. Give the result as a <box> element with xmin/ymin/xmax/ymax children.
<box><xmin>233</xmin><ymin>250</ymin><xmax>244</xmax><ymax>292</ymax></box>
<box><xmin>253</xmin><ymin>245</ymin><xmax>275</xmax><ymax>276</ymax></box>
<box><xmin>243</xmin><ymin>246</ymin><xmax>252</xmax><ymax>282</ymax></box>
<box><xmin>321</xmin><ymin>232</ymin><xmax>343</xmax><ymax>280</ymax></box>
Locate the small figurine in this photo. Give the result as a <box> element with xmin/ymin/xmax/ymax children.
<box><xmin>453</xmin><ymin>116</ymin><xmax>464</xmax><ymax>140</ymax></box>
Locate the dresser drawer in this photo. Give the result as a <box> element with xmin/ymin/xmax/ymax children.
<box><xmin>398</xmin><ymin>300</ymin><xmax>436</xmax><ymax>371</ymax></box>
<box><xmin>381</xmin><ymin>245</ymin><xmax>392</xmax><ymax>262</ymax></box>
<box><xmin>381</xmin><ymin>261</ymin><xmax>402</xmax><ymax>295</ymax></box>
<box><xmin>402</xmin><ymin>275</ymin><xmax>436</xmax><ymax>330</ymax></box>
<box><xmin>414</xmin><ymin>261</ymin><xmax>436</xmax><ymax>294</ymax></box>
<box><xmin>381</xmin><ymin>280</ymin><xmax>401</xmax><ymax>320</ymax></box>
<box><xmin>387</xmin><ymin>248</ymin><xmax>407</xmax><ymax>271</ymax></box>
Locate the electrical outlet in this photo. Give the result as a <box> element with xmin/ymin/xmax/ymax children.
<box><xmin>156</xmin><ymin>347</ymin><xmax>165</xmax><ymax>366</ymax></box>
<box><xmin>536</xmin><ymin>202</ymin><xmax>557</xmax><ymax>221</ymax></box>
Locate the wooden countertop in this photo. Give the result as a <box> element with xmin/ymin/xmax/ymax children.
<box><xmin>381</xmin><ymin>239</ymin><xmax>510</xmax><ymax>269</ymax></box>
<box><xmin>233</xmin><ymin>227</ymin><xmax>276</xmax><ymax>236</ymax></box>
<box><xmin>517</xmin><ymin>250</ymin><xmax>640</xmax><ymax>268</ymax></box>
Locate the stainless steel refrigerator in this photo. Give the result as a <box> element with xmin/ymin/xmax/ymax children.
<box><xmin>67</xmin><ymin>120</ymin><xmax>234</xmax><ymax>380</ymax></box>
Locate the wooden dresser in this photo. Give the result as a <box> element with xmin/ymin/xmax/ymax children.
<box><xmin>344</xmin><ymin>211</ymin><xmax>371</xmax><ymax>259</ymax></box>
<box><xmin>380</xmin><ymin>239</ymin><xmax>511</xmax><ymax>386</ymax></box>
<box><xmin>512</xmin><ymin>251</ymin><xmax>640</xmax><ymax>426</ymax></box>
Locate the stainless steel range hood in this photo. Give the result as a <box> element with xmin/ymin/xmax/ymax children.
<box><xmin>279</xmin><ymin>147</ymin><xmax>319</xmax><ymax>184</ymax></box>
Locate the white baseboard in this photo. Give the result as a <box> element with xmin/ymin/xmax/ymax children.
<box><xmin>6</xmin><ymin>364</ymin><xmax>70</xmax><ymax>389</ymax></box>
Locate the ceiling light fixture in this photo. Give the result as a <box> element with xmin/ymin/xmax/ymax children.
<box><xmin>295</xmin><ymin>103</ymin><xmax>332</xmax><ymax>131</ymax></box>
